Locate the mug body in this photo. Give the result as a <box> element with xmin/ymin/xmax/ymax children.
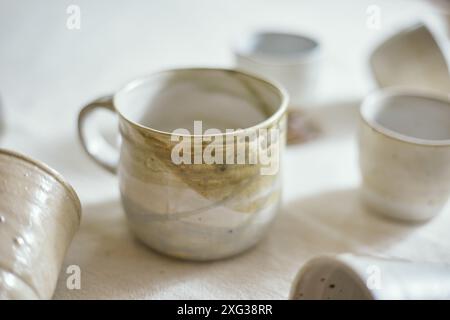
<box><xmin>113</xmin><ymin>68</ymin><xmax>287</xmax><ymax>260</ymax></box>
<box><xmin>358</xmin><ymin>90</ymin><xmax>450</xmax><ymax>221</ymax></box>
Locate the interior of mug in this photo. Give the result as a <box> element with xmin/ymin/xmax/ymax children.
<box><xmin>236</xmin><ymin>32</ymin><xmax>320</xmax><ymax>62</ymax></box>
<box><xmin>114</xmin><ymin>69</ymin><xmax>285</xmax><ymax>134</ymax></box>
<box><xmin>291</xmin><ymin>258</ymin><xmax>373</xmax><ymax>300</ymax></box>
<box><xmin>361</xmin><ymin>91</ymin><xmax>450</xmax><ymax>145</ymax></box>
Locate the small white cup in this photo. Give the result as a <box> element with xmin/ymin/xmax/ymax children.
<box><xmin>234</xmin><ymin>31</ymin><xmax>321</xmax><ymax>108</ymax></box>
<box><xmin>290</xmin><ymin>253</ymin><xmax>450</xmax><ymax>300</ymax></box>
<box><xmin>358</xmin><ymin>89</ymin><xmax>450</xmax><ymax>221</ymax></box>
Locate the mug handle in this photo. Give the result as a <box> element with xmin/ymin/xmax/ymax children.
<box><xmin>78</xmin><ymin>95</ymin><xmax>119</xmax><ymax>174</ymax></box>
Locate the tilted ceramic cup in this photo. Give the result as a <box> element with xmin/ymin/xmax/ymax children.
<box><xmin>358</xmin><ymin>89</ymin><xmax>450</xmax><ymax>221</ymax></box>
<box><xmin>234</xmin><ymin>31</ymin><xmax>321</xmax><ymax>108</ymax></box>
<box><xmin>0</xmin><ymin>149</ymin><xmax>81</xmax><ymax>299</ymax></box>
<box><xmin>78</xmin><ymin>68</ymin><xmax>287</xmax><ymax>260</ymax></box>
<box><xmin>290</xmin><ymin>253</ymin><xmax>450</xmax><ymax>300</ymax></box>
<box><xmin>368</xmin><ymin>22</ymin><xmax>450</xmax><ymax>94</ymax></box>
<box><xmin>424</xmin><ymin>0</ymin><xmax>450</xmax><ymax>69</ymax></box>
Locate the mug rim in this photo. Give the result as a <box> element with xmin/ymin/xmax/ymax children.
<box><xmin>0</xmin><ymin>148</ymin><xmax>82</xmax><ymax>218</ymax></box>
<box><xmin>112</xmin><ymin>67</ymin><xmax>288</xmax><ymax>137</ymax></box>
<box><xmin>360</xmin><ymin>88</ymin><xmax>450</xmax><ymax>147</ymax></box>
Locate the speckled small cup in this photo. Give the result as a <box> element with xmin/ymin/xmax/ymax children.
<box><xmin>290</xmin><ymin>254</ymin><xmax>450</xmax><ymax>300</ymax></box>
<box><xmin>78</xmin><ymin>68</ymin><xmax>287</xmax><ymax>260</ymax></box>
<box><xmin>358</xmin><ymin>89</ymin><xmax>450</xmax><ymax>221</ymax></box>
<box><xmin>0</xmin><ymin>149</ymin><xmax>81</xmax><ymax>299</ymax></box>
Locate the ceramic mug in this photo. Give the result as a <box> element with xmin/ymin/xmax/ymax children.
<box><xmin>78</xmin><ymin>68</ymin><xmax>287</xmax><ymax>261</ymax></box>
<box><xmin>0</xmin><ymin>149</ymin><xmax>81</xmax><ymax>299</ymax></box>
<box><xmin>358</xmin><ymin>89</ymin><xmax>450</xmax><ymax>221</ymax></box>
<box><xmin>234</xmin><ymin>31</ymin><xmax>321</xmax><ymax>108</ymax></box>
<box><xmin>290</xmin><ymin>253</ymin><xmax>450</xmax><ymax>300</ymax></box>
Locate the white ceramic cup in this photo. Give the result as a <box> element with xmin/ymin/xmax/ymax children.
<box><xmin>358</xmin><ymin>89</ymin><xmax>450</xmax><ymax>221</ymax></box>
<box><xmin>290</xmin><ymin>253</ymin><xmax>450</xmax><ymax>300</ymax></box>
<box><xmin>234</xmin><ymin>31</ymin><xmax>321</xmax><ymax>108</ymax></box>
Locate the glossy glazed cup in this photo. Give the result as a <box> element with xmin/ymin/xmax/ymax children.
<box><xmin>78</xmin><ymin>68</ymin><xmax>287</xmax><ymax>261</ymax></box>
<box><xmin>358</xmin><ymin>89</ymin><xmax>450</xmax><ymax>221</ymax></box>
<box><xmin>0</xmin><ymin>149</ymin><xmax>81</xmax><ymax>299</ymax></box>
<box><xmin>290</xmin><ymin>254</ymin><xmax>450</xmax><ymax>300</ymax></box>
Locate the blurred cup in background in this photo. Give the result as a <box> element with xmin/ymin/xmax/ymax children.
<box><xmin>234</xmin><ymin>31</ymin><xmax>322</xmax><ymax>109</ymax></box>
<box><xmin>423</xmin><ymin>0</ymin><xmax>450</xmax><ymax>70</ymax></box>
<box><xmin>358</xmin><ymin>89</ymin><xmax>450</xmax><ymax>221</ymax></box>
<box><xmin>234</xmin><ymin>31</ymin><xmax>322</xmax><ymax>144</ymax></box>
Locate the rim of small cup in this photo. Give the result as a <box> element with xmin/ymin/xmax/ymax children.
<box><xmin>234</xmin><ymin>31</ymin><xmax>322</xmax><ymax>67</ymax></box>
<box><xmin>360</xmin><ymin>88</ymin><xmax>450</xmax><ymax>147</ymax></box>
<box><xmin>0</xmin><ymin>148</ymin><xmax>82</xmax><ymax>218</ymax></box>
<box><xmin>289</xmin><ymin>255</ymin><xmax>375</xmax><ymax>300</ymax></box>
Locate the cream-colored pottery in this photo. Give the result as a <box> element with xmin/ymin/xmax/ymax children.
<box><xmin>0</xmin><ymin>149</ymin><xmax>81</xmax><ymax>299</ymax></box>
<box><xmin>368</xmin><ymin>23</ymin><xmax>450</xmax><ymax>94</ymax></box>
<box><xmin>290</xmin><ymin>253</ymin><xmax>450</xmax><ymax>300</ymax></box>
<box><xmin>234</xmin><ymin>31</ymin><xmax>321</xmax><ymax>108</ymax></box>
<box><xmin>78</xmin><ymin>68</ymin><xmax>287</xmax><ymax>261</ymax></box>
<box><xmin>358</xmin><ymin>89</ymin><xmax>450</xmax><ymax>221</ymax></box>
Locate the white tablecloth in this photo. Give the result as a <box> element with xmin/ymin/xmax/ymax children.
<box><xmin>1</xmin><ymin>0</ymin><xmax>449</xmax><ymax>299</ymax></box>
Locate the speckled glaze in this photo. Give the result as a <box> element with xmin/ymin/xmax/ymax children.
<box><xmin>358</xmin><ymin>89</ymin><xmax>450</xmax><ymax>221</ymax></box>
<box><xmin>78</xmin><ymin>68</ymin><xmax>287</xmax><ymax>260</ymax></box>
<box><xmin>290</xmin><ymin>254</ymin><xmax>450</xmax><ymax>300</ymax></box>
<box><xmin>0</xmin><ymin>149</ymin><xmax>81</xmax><ymax>299</ymax></box>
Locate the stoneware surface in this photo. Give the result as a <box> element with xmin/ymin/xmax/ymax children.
<box><xmin>290</xmin><ymin>253</ymin><xmax>450</xmax><ymax>300</ymax></box>
<box><xmin>358</xmin><ymin>89</ymin><xmax>450</xmax><ymax>221</ymax></box>
<box><xmin>368</xmin><ymin>23</ymin><xmax>450</xmax><ymax>94</ymax></box>
<box><xmin>424</xmin><ymin>1</ymin><xmax>450</xmax><ymax>68</ymax></box>
<box><xmin>0</xmin><ymin>149</ymin><xmax>81</xmax><ymax>299</ymax></box>
<box><xmin>78</xmin><ymin>68</ymin><xmax>287</xmax><ymax>260</ymax></box>
<box><xmin>234</xmin><ymin>31</ymin><xmax>321</xmax><ymax>108</ymax></box>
